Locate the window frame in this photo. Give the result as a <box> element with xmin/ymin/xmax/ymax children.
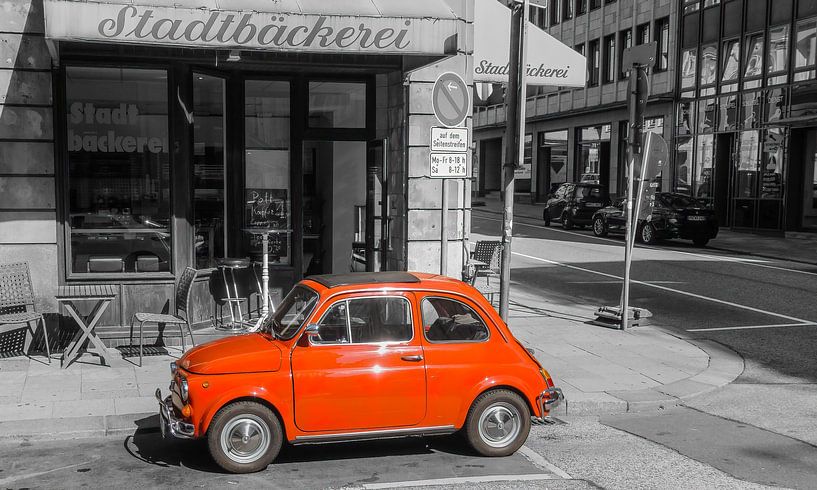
<box><xmin>603</xmin><ymin>34</ymin><xmax>616</xmax><ymax>83</ymax></box>
<box><xmin>311</xmin><ymin>295</ymin><xmax>415</xmax><ymax>346</ymax></box>
<box><xmin>588</xmin><ymin>38</ymin><xmax>601</xmax><ymax>86</ymax></box>
<box><xmin>655</xmin><ymin>17</ymin><xmax>670</xmax><ymax>72</ymax></box>
<box><xmin>794</xmin><ymin>16</ymin><xmax>817</xmax><ymax>80</ymax></box>
<box><xmin>420</xmin><ymin>295</ymin><xmax>491</xmax><ymax>344</ymax></box>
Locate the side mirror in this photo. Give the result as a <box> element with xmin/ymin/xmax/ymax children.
<box><xmin>298</xmin><ymin>324</ymin><xmax>321</xmax><ymax>346</ymax></box>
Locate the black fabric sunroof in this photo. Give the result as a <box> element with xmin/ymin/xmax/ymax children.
<box><xmin>307</xmin><ymin>272</ymin><xmax>421</xmax><ymax>288</ymax></box>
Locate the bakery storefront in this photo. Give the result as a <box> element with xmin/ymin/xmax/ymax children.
<box><xmin>31</xmin><ymin>0</ymin><xmax>472</xmax><ymax>335</ymax></box>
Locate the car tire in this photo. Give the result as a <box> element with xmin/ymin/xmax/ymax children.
<box><xmin>464</xmin><ymin>389</ymin><xmax>531</xmax><ymax>457</ymax></box>
<box><xmin>543</xmin><ymin>210</ymin><xmax>551</xmax><ymax>227</ymax></box>
<box><xmin>562</xmin><ymin>214</ymin><xmax>574</xmax><ymax>230</ymax></box>
<box><xmin>207</xmin><ymin>401</ymin><xmax>283</xmax><ymax>474</ymax></box>
<box><xmin>692</xmin><ymin>236</ymin><xmax>710</xmax><ymax>247</ymax></box>
<box><xmin>592</xmin><ymin>216</ymin><xmax>609</xmax><ymax>237</ymax></box>
<box><xmin>638</xmin><ymin>223</ymin><xmax>657</xmax><ymax>245</ymax></box>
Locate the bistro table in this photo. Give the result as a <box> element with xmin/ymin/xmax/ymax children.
<box><xmin>242</xmin><ymin>228</ymin><xmax>292</xmax><ymax>331</ymax></box>
<box><xmin>56</xmin><ymin>284</ymin><xmax>117</xmax><ymax>368</ymax></box>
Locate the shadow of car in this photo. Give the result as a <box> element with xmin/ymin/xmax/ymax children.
<box><xmin>591</xmin><ymin>193</ymin><xmax>718</xmax><ymax>247</ymax></box>
<box><xmin>543</xmin><ymin>183</ymin><xmax>610</xmax><ymax>230</ymax></box>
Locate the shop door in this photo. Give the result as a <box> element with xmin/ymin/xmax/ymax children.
<box><xmin>714</xmin><ymin>133</ymin><xmax>734</xmax><ymax>226</ymax></box>
<box><xmin>365</xmin><ymin>139</ymin><xmax>389</xmax><ymax>272</ymax></box>
<box><xmin>802</xmin><ymin>130</ymin><xmax>817</xmax><ymax>230</ymax></box>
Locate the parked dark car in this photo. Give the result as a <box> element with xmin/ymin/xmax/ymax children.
<box><xmin>591</xmin><ymin>193</ymin><xmax>719</xmax><ymax>247</ymax></box>
<box><xmin>543</xmin><ymin>183</ymin><xmax>611</xmax><ymax>229</ymax></box>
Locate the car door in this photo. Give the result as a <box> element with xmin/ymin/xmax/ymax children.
<box><xmin>291</xmin><ymin>293</ymin><xmax>427</xmax><ymax>432</ymax></box>
<box><xmin>607</xmin><ymin>199</ymin><xmax>627</xmax><ymax>229</ymax></box>
<box><xmin>550</xmin><ymin>184</ymin><xmax>570</xmax><ymax>219</ymax></box>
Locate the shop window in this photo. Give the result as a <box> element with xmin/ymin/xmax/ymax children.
<box><xmin>308</xmin><ymin>82</ymin><xmax>366</xmax><ymax>128</ymax></box>
<box><xmin>636</xmin><ymin>23</ymin><xmax>650</xmax><ymax>46</ymax></box>
<box><xmin>694</xmin><ymin>134</ymin><xmax>714</xmax><ymax>199</ymax></box>
<box><xmin>698</xmin><ymin>97</ymin><xmax>716</xmax><ymax>133</ymax></box>
<box><xmin>743</xmin><ymin>34</ymin><xmax>764</xmax><ymax>81</ymax></box>
<box><xmin>517</xmin><ymin>133</ymin><xmax>533</xmax><ymax>181</ymax></box>
<box><xmin>577</xmin><ymin>124</ymin><xmax>610</xmax><ymax>182</ymax></box>
<box><xmin>65</xmin><ymin>66</ymin><xmax>171</xmax><ymax>275</ymax></box>
<box><xmin>799</xmin><ymin>0</ymin><xmax>817</xmax><ymax>18</ymax></box>
<box><xmin>245</xmin><ymin>80</ymin><xmax>292</xmax><ymax>265</ymax></box>
<box><xmin>675</xmin><ymin>136</ymin><xmax>694</xmax><ymax>195</ymax></box>
<box><xmin>699</xmin><ymin>45</ymin><xmax>718</xmax><ymax>86</ymax></box>
<box><xmin>618</xmin><ymin>29</ymin><xmax>632</xmax><ymax>79</ymax></box>
<box><xmin>765</xmin><ymin>87</ymin><xmax>787</xmax><ymax>123</ymax></box>
<box><xmin>721</xmin><ymin>39</ymin><xmax>740</xmax><ymax>85</ymax></box>
<box><xmin>736</xmin><ymin>131</ymin><xmax>760</xmax><ymax>198</ymax></box>
<box><xmin>588</xmin><ymin>39</ymin><xmax>600</xmax><ymax>86</ymax></box>
<box><xmin>760</xmin><ymin>128</ymin><xmax>785</xmax><ymax>199</ymax></box>
<box><xmin>677</xmin><ymin>100</ymin><xmax>696</xmax><ymax>135</ymax></box>
<box><xmin>193</xmin><ymin>74</ymin><xmax>226</xmax><ymax>269</ymax></box>
<box><xmin>603</xmin><ymin>34</ymin><xmax>616</xmax><ymax>83</ymax></box>
<box><xmin>681</xmin><ymin>48</ymin><xmax>698</xmax><ymax>89</ymax></box>
<box><xmin>741</xmin><ymin>91</ymin><xmax>762</xmax><ymax>128</ymax></box>
<box><xmin>655</xmin><ymin>17</ymin><xmax>670</xmax><ymax>72</ymax></box>
<box><xmin>539</xmin><ymin>130</ymin><xmax>569</xmax><ymax>187</ymax></box>
<box><xmin>767</xmin><ymin>25</ymin><xmax>790</xmax><ymax>84</ymax></box>
<box><xmin>794</xmin><ymin>18</ymin><xmax>817</xmax><ymax>81</ymax></box>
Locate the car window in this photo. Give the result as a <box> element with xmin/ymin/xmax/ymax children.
<box><xmin>262</xmin><ymin>286</ymin><xmax>318</xmax><ymax>340</ymax></box>
<box><xmin>314</xmin><ymin>296</ymin><xmax>412</xmax><ymax>345</ymax></box>
<box><xmin>421</xmin><ymin>297</ymin><xmax>489</xmax><ymax>343</ymax></box>
<box><xmin>575</xmin><ymin>186</ymin><xmax>605</xmax><ymax>200</ymax></box>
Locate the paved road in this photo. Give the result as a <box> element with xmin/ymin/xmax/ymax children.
<box><xmin>473</xmin><ymin>210</ymin><xmax>817</xmax><ymax>488</ymax></box>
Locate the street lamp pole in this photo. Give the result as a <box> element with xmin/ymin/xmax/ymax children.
<box><xmin>499</xmin><ymin>0</ymin><xmax>529</xmax><ymax>322</ymax></box>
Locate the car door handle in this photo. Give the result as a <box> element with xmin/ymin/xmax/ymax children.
<box><xmin>401</xmin><ymin>355</ymin><xmax>423</xmax><ymax>362</ymax></box>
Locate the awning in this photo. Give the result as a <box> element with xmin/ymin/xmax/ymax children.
<box><xmin>42</xmin><ymin>0</ymin><xmax>462</xmax><ymax>55</ymax></box>
<box><xmin>474</xmin><ymin>0</ymin><xmax>586</xmax><ymax>87</ymax></box>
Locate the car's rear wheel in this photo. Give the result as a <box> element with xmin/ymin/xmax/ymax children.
<box><xmin>692</xmin><ymin>236</ymin><xmax>710</xmax><ymax>247</ymax></box>
<box><xmin>207</xmin><ymin>401</ymin><xmax>283</xmax><ymax>474</ymax></box>
<box><xmin>592</xmin><ymin>216</ymin><xmax>608</xmax><ymax>237</ymax></box>
<box><xmin>464</xmin><ymin>389</ymin><xmax>530</xmax><ymax>457</ymax></box>
<box><xmin>543</xmin><ymin>210</ymin><xmax>551</xmax><ymax>226</ymax></box>
<box><xmin>639</xmin><ymin>223</ymin><xmax>657</xmax><ymax>245</ymax></box>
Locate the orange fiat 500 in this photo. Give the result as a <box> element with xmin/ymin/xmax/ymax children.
<box><xmin>156</xmin><ymin>272</ymin><xmax>563</xmax><ymax>474</ymax></box>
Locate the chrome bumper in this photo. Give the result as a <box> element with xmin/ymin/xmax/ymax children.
<box><xmin>536</xmin><ymin>387</ymin><xmax>564</xmax><ymax>418</ymax></box>
<box><xmin>155</xmin><ymin>388</ymin><xmax>195</xmax><ymax>439</ymax></box>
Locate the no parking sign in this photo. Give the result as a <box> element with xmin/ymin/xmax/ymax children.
<box><xmin>432</xmin><ymin>72</ymin><xmax>469</xmax><ymax>128</ymax></box>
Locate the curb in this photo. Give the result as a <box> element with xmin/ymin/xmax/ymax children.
<box><xmin>0</xmin><ymin>412</ymin><xmax>158</xmax><ymax>442</ymax></box>
<box><xmin>549</xmin><ymin>336</ymin><xmax>745</xmax><ymax>416</ymax></box>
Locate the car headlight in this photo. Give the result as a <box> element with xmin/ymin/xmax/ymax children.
<box><xmin>179</xmin><ymin>376</ymin><xmax>189</xmax><ymax>402</ymax></box>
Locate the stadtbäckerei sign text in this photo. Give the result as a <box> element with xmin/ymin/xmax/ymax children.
<box><xmin>43</xmin><ymin>2</ymin><xmax>457</xmax><ymax>55</ymax></box>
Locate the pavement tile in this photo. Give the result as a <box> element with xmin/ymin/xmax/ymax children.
<box><xmin>114</xmin><ymin>396</ymin><xmax>157</xmax><ymax>415</ymax></box>
<box><xmin>0</xmin><ymin>401</ymin><xmax>52</xmax><ymax>420</ymax></box>
<box><xmin>21</xmin><ymin>375</ymin><xmax>82</xmax><ymax>402</ymax></box>
<box><xmin>82</xmin><ymin>378</ymin><xmax>139</xmax><ymax>394</ymax></box>
<box><xmin>81</xmin><ymin>389</ymin><xmax>142</xmax><ymax>400</ymax></box>
<box><xmin>0</xmin><ymin>359</ymin><xmax>30</xmax><ymax>372</ymax></box>
<box><xmin>52</xmin><ymin>399</ymin><xmax>115</xmax><ymax>418</ymax></box>
<box><xmin>606</xmin><ymin>388</ymin><xmax>680</xmax><ymax>410</ymax></box>
<box><xmin>0</xmin><ymin>395</ymin><xmax>21</xmax><ymax>404</ymax></box>
<box><xmin>657</xmin><ymin>378</ymin><xmax>718</xmax><ymax>399</ymax></box>
<box><xmin>81</xmin><ymin>366</ymin><xmax>136</xmax><ymax>381</ymax></box>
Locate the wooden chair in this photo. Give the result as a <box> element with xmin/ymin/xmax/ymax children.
<box><xmin>0</xmin><ymin>262</ymin><xmax>50</xmax><ymax>363</ymax></box>
<box><xmin>129</xmin><ymin>267</ymin><xmax>198</xmax><ymax>367</ymax></box>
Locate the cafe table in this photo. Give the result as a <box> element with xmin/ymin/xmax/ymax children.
<box><xmin>242</xmin><ymin>228</ymin><xmax>291</xmax><ymax>331</ymax></box>
<box><xmin>57</xmin><ymin>284</ymin><xmax>117</xmax><ymax>368</ymax></box>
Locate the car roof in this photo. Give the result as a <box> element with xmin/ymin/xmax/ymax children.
<box><xmin>302</xmin><ymin>271</ymin><xmax>465</xmax><ymax>293</ymax></box>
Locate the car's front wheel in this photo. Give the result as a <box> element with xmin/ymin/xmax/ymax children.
<box><xmin>464</xmin><ymin>389</ymin><xmax>531</xmax><ymax>457</ymax></box>
<box><xmin>639</xmin><ymin>222</ymin><xmax>657</xmax><ymax>245</ymax></box>
<box><xmin>592</xmin><ymin>216</ymin><xmax>608</xmax><ymax>237</ymax></box>
<box><xmin>207</xmin><ymin>401</ymin><xmax>283</xmax><ymax>474</ymax></box>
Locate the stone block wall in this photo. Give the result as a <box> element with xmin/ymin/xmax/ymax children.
<box><xmin>0</xmin><ymin>0</ymin><xmax>58</xmax><ymax>314</ymax></box>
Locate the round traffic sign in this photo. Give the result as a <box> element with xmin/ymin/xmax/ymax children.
<box><xmin>432</xmin><ymin>72</ymin><xmax>469</xmax><ymax>128</ymax></box>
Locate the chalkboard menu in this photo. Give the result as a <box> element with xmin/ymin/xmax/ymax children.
<box><xmin>245</xmin><ymin>188</ymin><xmax>288</xmax><ymax>258</ymax></box>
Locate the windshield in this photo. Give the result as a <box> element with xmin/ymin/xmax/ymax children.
<box><xmin>261</xmin><ymin>286</ymin><xmax>319</xmax><ymax>340</ymax></box>
<box><xmin>575</xmin><ymin>186</ymin><xmax>606</xmax><ymax>200</ymax></box>
<box><xmin>659</xmin><ymin>194</ymin><xmax>704</xmax><ymax>208</ymax></box>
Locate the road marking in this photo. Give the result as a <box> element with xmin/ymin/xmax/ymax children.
<box><xmin>359</xmin><ymin>473</ymin><xmax>559</xmax><ymax>489</ymax></box>
<box><xmin>687</xmin><ymin>322</ymin><xmax>817</xmax><ymax>332</ymax></box>
<box><xmin>567</xmin><ymin>280</ymin><xmax>686</xmax><ymax>285</ymax></box>
<box><xmin>512</xmin><ymin>251</ymin><xmax>816</xmax><ymax>325</ymax></box>
<box><xmin>474</xmin><ymin>213</ymin><xmax>817</xmax><ymax>277</ymax></box>
<box><xmin>518</xmin><ymin>445</ymin><xmax>572</xmax><ymax>478</ymax></box>
<box><xmin>0</xmin><ymin>460</ymin><xmax>93</xmax><ymax>486</ymax></box>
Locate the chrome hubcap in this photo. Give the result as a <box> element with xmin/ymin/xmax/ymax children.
<box><xmin>220</xmin><ymin>414</ymin><xmax>270</xmax><ymax>464</ymax></box>
<box><xmin>594</xmin><ymin>220</ymin><xmax>604</xmax><ymax>234</ymax></box>
<box><xmin>478</xmin><ymin>402</ymin><xmax>521</xmax><ymax>448</ymax></box>
<box><xmin>643</xmin><ymin>226</ymin><xmax>652</xmax><ymax>242</ymax></box>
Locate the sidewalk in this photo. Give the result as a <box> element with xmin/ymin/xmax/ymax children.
<box><xmin>473</xmin><ymin>195</ymin><xmax>817</xmax><ymax>266</ymax></box>
<box><xmin>0</xmin><ymin>284</ymin><xmax>745</xmax><ymax>441</ymax></box>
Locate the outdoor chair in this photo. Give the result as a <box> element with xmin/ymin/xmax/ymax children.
<box><xmin>129</xmin><ymin>267</ymin><xmax>198</xmax><ymax>367</ymax></box>
<box><xmin>468</xmin><ymin>241</ymin><xmax>502</xmax><ymax>305</ymax></box>
<box><xmin>0</xmin><ymin>262</ymin><xmax>51</xmax><ymax>363</ymax></box>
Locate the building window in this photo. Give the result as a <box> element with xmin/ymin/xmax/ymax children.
<box><xmin>795</xmin><ymin>17</ymin><xmax>817</xmax><ymax>80</ymax></box>
<box><xmin>744</xmin><ymin>33</ymin><xmax>764</xmax><ymax>79</ymax></box>
<box><xmin>618</xmin><ymin>29</ymin><xmax>632</xmax><ymax>78</ymax></box>
<box><xmin>695</xmin><ymin>134</ymin><xmax>714</xmax><ymax>200</ymax></box>
<box><xmin>562</xmin><ymin>0</ymin><xmax>573</xmax><ymax>20</ymax></box>
<box><xmin>576</xmin><ymin>0</ymin><xmax>587</xmax><ymax>16</ymax></box>
<box><xmin>245</xmin><ymin>80</ymin><xmax>292</xmax><ymax>264</ymax></box>
<box><xmin>681</xmin><ymin>48</ymin><xmax>698</xmax><ymax>89</ymax></box>
<box><xmin>698</xmin><ymin>97</ymin><xmax>716</xmax><ymax>132</ymax></box>
<box><xmin>677</xmin><ymin>100</ymin><xmax>696</xmax><ymax>135</ymax></box>
<box><xmin>675</xmin><ymin>136</ymin><xmax>694</xmax><ymax>195</ymax></box>
<box><xmin>575</xmin><ymin>42</ymin><xmax>586</xmax><ymax>56</ymax></box>
<box><xmin>700</xmin><ymin>45</ymin><xmax>718</xmax><ymax>86</ymax></box>
<box><xmin>577</xmin><ymin>124</ymin><xmax>611</xmax><ymax>183</ymax></box>
<box><xmin>591</xmin><ymin>0</ymin><xmax>602</xmax><ymax>10</ymax></box>
<box><xmin>636</xmin><ymin>23</ymin><xmax>650</xmax><ymax>45</ymax></box>
<box><xmin>550</xmin><ymin>0</ymin><xmax>561</xmax><ymax>25</ymax></box>
<box><xmin>704</xmin><ymin>0</ymin><xmax>720</xmax><ymax>6</ymax></box>
<box><xmin>767</xmin><ymin>25</ymin><xmax>790</xmax><ymax>75</ymax></box>
<box><xmin>655</xmin><ymin>17</ymin><xmax>670</xmax><ymax>72</ymax></box>
<box><xmin>603</xmin><ymin>34</ymin><xmax>616</xmax><ymax>83</ymax></box>
<box><xmin>684</xmin><ymin>0</ymin><xmax>701</xmax><ymax>13</ymax></box>
<box><xmin>530</xmin><ymin>4</ymin><xmax>548</xmax><ymax>29</ymax></box>
<box><xmin>539</xmin><ymin>130</ymin><xmax>569</xmax><ymax>188</ymax></box>
<box><xmin>721</xmin><ymin>39</ymin><xmax>741</xmax><ymax>85</ymax></box>
<box><xmin>308</xmin><ymin>82</ymin><xmax>366</xmax><ymax>128</ymax></box>
<box><xmin>65</xmin><ymin>66</ymin><xmax>171</xmax><ymax>275</ymax></box>
<box><xmin>588</xmin><ymin>39</ymin><xmax>600</xmax><ymax>86</ymax></box>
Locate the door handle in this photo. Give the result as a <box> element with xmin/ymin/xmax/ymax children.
<box><xmin>401</xmin><ymin>355</ymin><xmax>423</xmax><ymax>362</ymax></box>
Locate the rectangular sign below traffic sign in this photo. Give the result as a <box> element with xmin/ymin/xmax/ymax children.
<box><xmin>431</xmin><ymin>127</ymin><xmax>469</xmax><ymax>152</ymax></box>
<box><xmin>429</xmin><ymin>152</ymin><xmax>467</xmax><ymax>178</ymax></box>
